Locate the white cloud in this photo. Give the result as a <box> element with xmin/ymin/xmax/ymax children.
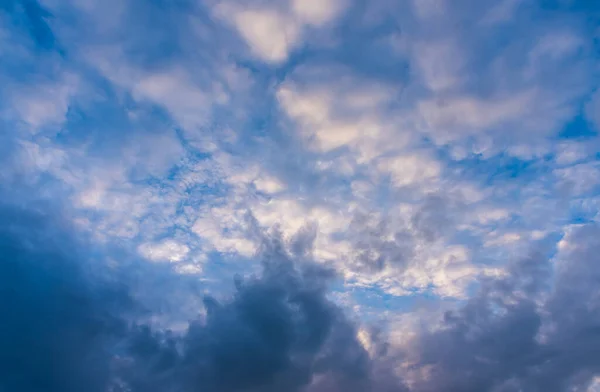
<box><xmin>413</xmin><ymin>39</ymin><xmax>464</xmax><ymax>92</ymax></box>
<box><xmin>376</xmin><ymin>153</ymin><xmax>441</xmax><ymax>189</ymax></box>
<box><xmin>411</xmin><ymin>0</ymin><xmax>446</xmax><ymax>19</ymax></box>
<box><xmin>228</xmin><ymin>8</ymin><xmax>300</xmax><ymax>63</ymax></box>
<box><xmin>555</xmin><ymin>142</ymin><xmax>588</xmax><ymax>166</ymax></box>
<box><xmin>85</xmin><ymin>49</ymin><xmax>238</xmax><ymax>139</ymax></box>
<box><xmin>9</xmin><ymin>75</ymin><xmax>78</xmax><ymax>132</ymax></box>
<box><xmin>588</xmin><ymin>376</ymin><xmax>600</xmax><ymax>392</ymax></box>
<box><xmin>484</xmin><ymin>232</ymin><xmax>523</xmax><ymax>247</ymax></box>
<box><xmin>276</xmin><ymin>74</ymin><xmax>406</xmax><ymax>159</ymax></box>
<box><xmin>417</xmin><ymin>91</ymin><xmax>534</xmax><ymax>144</ymax></box>
<box><xmin>132</xmin><ymin>70</ymin><xmax>211</xmax><ymax>122</ymax></box>
<box><xmin>291</xmin><ymin>0</ymin><xmax>344</xmax><ymax>26</ymax></box>
<box><xmin>215</xmin><ymin>0</ymin><xmax>344</xmax><ymax>63</ymax></box>
<box><xmin>138</xmin><ymin>239</ymin><xmax>190</xmax><ymax>262</ymax></box>
<box><xmin>17</xmin><ymin>140</ymin><xmax>69</xmax><ymax>175</ymax></box>
<box><xmin>192</xmin><ymin>204</ymin><xmax>257</xmax><ymax>257</ymax></box>
<box><xmin>471</xmin><ymin>207</ymin><xmax>510</xmax><ymax>225</ymax></box>
<box><xmin>254</xmin><ymin>176</ymin><xmax>285</xmax><ymax>193</ymax></box>
<box><xmin>555</xmin><ymin>162</ymin><xmax>600</xmax><ymax>196</ymax></box>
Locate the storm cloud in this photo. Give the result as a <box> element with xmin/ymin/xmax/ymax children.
<box><xmin>0</xmin><ymin>204</ymin><xmax>128</xmax><ymax>392</ymax></box>
<box><xmin>397</xmin><ymin>225</ymin><xmax>600</xmax><ymax>392</ymax></box>
<box><xmin>0</xmin><ymin>203</ymin><xmax>403</xmax><ymax>392</ymax></box>
<box><xmin>2</xmin><ymin>198</ymin><xmax>600</xmax><ymax>392</ymax></box>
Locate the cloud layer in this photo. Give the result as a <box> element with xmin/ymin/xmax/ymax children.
<box><xmin>1</xmin><ymin>0</ymin><xmax>600</xmax><ymax>390</ymax></box>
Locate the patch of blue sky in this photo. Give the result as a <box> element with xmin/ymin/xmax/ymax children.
<box><xmin>1</xmin><ymin>0</ymin><xmax>60</xmax><ymax>52</ymax></box>
<box><xmin>450</xmin><ymin>151</ymin><xmax>553</xmax><ymax>184</ymax></box>
<box><xmin>559</xmin><ymin>113</ymin><xmax>599</xmax><ymax>139</ymax></box>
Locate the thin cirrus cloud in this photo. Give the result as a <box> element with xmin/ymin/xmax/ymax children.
<box><xmin>1</xmin><ymin>0</ymin><xmax>600</xmax><ymax>391</ymax></box>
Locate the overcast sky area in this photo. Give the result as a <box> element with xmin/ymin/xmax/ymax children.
<box><xmin>1</xmin><ymin>0</ymin><xmax>600</xmax><ymax>391</ymax></box>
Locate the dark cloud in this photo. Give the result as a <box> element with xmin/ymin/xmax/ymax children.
<box><xmin>4</xmin><ymin>198</ymin><xmax>600</xmax><ymax>392</ymax></box>
<box><xmin>0</xmin><ymin>204</ymin><xmax>129</xmax><ymax>392</ymax></box>
<box><xmin>403</xmin><ymin>225</ymin><xmax>600</xmax><ymax>392</ymax></box>
<box><xmin>2</xmin><ymin>188</ymin><xmax>599</xmax><ymax>392</ymax></box>
<box><xmin>0</xmin><ymin>203</ymin><xmax>405</xmax><ymax>392</ymax></box>
<box><xmin>120</xmin><ymin>228</ymin><xmax>403</xmax><ymax>392</ymax></box>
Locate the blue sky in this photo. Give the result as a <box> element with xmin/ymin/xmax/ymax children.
<box><xmin>1</xmin><ymin>0</ymin><xmax>600</xmax><ymax>391</ymax></box>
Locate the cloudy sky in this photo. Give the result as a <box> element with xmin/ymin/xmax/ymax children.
<box><xmin>1</xmin><ymin>0</ymin><xmax>600</xmax><ymax>391</ymax></box>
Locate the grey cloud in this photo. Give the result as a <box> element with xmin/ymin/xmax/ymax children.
<box><xmin>290</xmin><ymin>222</ymin><xmax>318</xmax><ymax>257</ymax></box>
<box><xmin>0</xmin><ymin>202</ymin><xmax>406</xmax><ymax>392</ymax></box>
<box><xmin>117</xmin><ymin>221</ymin><xmax>600</xmax><ymax>392</ymax></box>
<box><xmin>3</xmin><ymin>196</ymin><xmax>600</xmax><ymax>392</ymax></box>
<box><xmin>142</xmin><ymin>229</ymin><xmax>392</xmax><ymax>392</ymax></box>
<box><xmin>401</xmin><ymin>224</ymin><xmax>600</xmax><ymax>392</ymax></box>
<box><xmin>410</xmin><ymin>193</ymin><xmax>454</xmax><ymax>242</ymax></box>
<box><xmin>0</xmin><ymin>204</ymin><xmax>130</xmax><ymax>392</ymax></box>
<box><xmin>346</xmin><ymin>211</ymin><xmax>415</xmax><ymax>274</ymax></box>
<box><xmin>344</xmin><ymin>192</ymin><xmax>460</xmax><ymax>274</ymax></box>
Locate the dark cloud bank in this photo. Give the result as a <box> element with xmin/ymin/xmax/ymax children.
<box><xmin>1</xmin><ymin>202</ymin><xmax>600</xmax><ymax>392</ymax></box>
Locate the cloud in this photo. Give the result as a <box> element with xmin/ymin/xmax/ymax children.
<box><xmin>122</xmin><ymin>231</ymin><xmax>384</xmax><ymax>392</ymax></box>
<box><xmin>291</xmin><ymin>0</ymin><xmax>345</xmax><ymax>26</ymax></box>
<box><xmin>2</xmin><ymin>1</ymin><xmax>600</xmax><ymax>390</ymax></box>
<box><xmin>554</xmin><ymin>162</ymin><xmax>600</xmax><ymax>197</ymax></box>
<box><xmin>9</xmin><ymin>74</ymin><xmax>78</xmax><ymax>131</ymax></box>
<box><xmin>138</xmin><ymin>239</ymin><xmax>190</xmax><ymax>263</ymax></box>
<box><xmin>376</xmin><ymin>153</ymin><xmax>441</xmax><ymax>189</ymax></box>
<box><xmin>7</xmin><ymin>194</ymin><xmax>598</xmax><ymax>392</ymax></box>
<box><xmin>0</xmin><ymin>199</ymin><xmax>407</xmax><ymax>392</ymax></box>
<box><xmin>215</xmin><ymin>0</ymin><xmax>345</xmax><ymax>63</ymax></box>
<box><xmin>389</xmin><ymin>223</ymin><xmax>600</xmax><ymax>391</ymax></box>
<box><xmin>224</xmin><ymin>7</ymin><xmax>301</xmax><ymax>63</ymax></box>
<box><xmin>0</xmin><ymin>203</ymin><xmax>129</xmax><ymax>392</ymax></box>
<box><xmin>412</xmin><ymin>38</ymin><xmax>465</xmax><ymax>92</ymax></box>
<box><xmin>276</xmin><ymin>67</ymin><xmax>401</xmax><ymax>156</ymax></box>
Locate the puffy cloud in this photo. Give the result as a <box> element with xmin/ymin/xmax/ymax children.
<box><xmin>7</xmin><ymin>196</ymin><xmax>600</xmax><ymax>392</ymax></box>
<box><xmin>291</xmin><ymin>0</ymin><xmax>345</xmax><ymax>26</ymax></box>
<box><xmin>225</xmin><ymin>7</ymin><xmax>301</xmax><ymax>63</ymax></box>
<box><xmin>376</xmin><ymin>153</ymin><xmax>442</xmax><ymax>189</ymax></box>
<box><xmin>387</xmin><ymin>223</ymin><xmax>600</xmax><ymax>391</ymax></box>
<box><xmin>121</xmin><ymin>230</ymin><xmax>396</xmax><ymax>392</ymax></box>
<box><xmin>138</xmin><ymin>239</ymin><xmax>190</xmax><ymax>262</ymax></box>
<box><xmin>215</xmin><ymin>0</ymin><xmax>345</xmax><ymax>63</ymax></box>
<box><xmin>276</xmin><ymin>68</ymin><xmax>401</xmax><ymax>157</ymax></box>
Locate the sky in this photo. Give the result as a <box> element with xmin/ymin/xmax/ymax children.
<box><xmin>1</xmin><ymin>0</ymin><xmax>600</xmax><ymax>391</ymax></box>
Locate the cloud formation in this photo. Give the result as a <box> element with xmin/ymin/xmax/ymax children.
<box><xmin>394</xmin><ymin>224</ymin><xmax>600</xmax><ymax>392</ymax></box>
<box><xmin>3</xmin><ymin>192</ymin><xmax>600</xmax><ymax>392</ymax></box>
<box><xmin>0</xmin><ymin>201</ymin><xmax>401</xmax><ymax>391</ymax></box>
<box><xmin>0</xmin><ymin>204</ymin><xmax>127</xmax><ymax>392</ymax></box>
<box><xmin>1</xmin><ymin>0</ymin><xmax>600</xmax><ymax>390</ymax></box>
